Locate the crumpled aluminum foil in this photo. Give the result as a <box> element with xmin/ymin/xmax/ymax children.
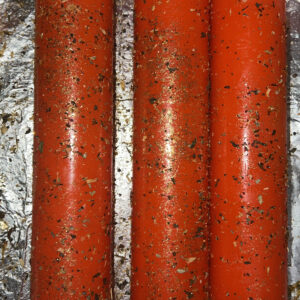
<box><xmin>0</xmin><ymin>0</ymin><xmax>34</xmax><ymax>299</ymax></box>
<box><xmin>0</xmin><ymin>0</ymin><xmax>299</xmax><ymax>299</ymax></box>
<box><xmin>114</xmin><ymin>0</ymin><xmax>134</xmax><ymax>299</ymax></box>
<box><xmin>287</xmin><ymin>0</ymin><xmax>300</xmax><ymax>299</ymax></box>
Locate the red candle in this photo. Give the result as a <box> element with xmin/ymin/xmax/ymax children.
<box><xmin>131</xmin><ymin>1</ymin><xmax>210</xmax><ymax>298</ymax></box>
<box><xmin>210</xmin><ymin>1</ymin><xmax>287</xmax><ymax>298</ymax></box>
<box><xmin>31</xmin><ymin>1</ymin><xmax>113</xmax><ymax>298</ymax></box>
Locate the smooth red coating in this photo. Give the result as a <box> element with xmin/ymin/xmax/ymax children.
<box><xmin>210</xmin><ymin>1</ymin><xmax>287</xmax><ymax>299</ymax></box>
<box><xmin>31</xmin><ymin>1</ymin><xmax>113</xmax><ymax>299</ymax></box>
<box><xmin>131</xmin><ymin>1</ymin><xmax>210</xmax><ymax>299</ymax></box>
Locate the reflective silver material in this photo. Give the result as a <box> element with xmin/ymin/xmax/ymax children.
<box><xmin>0</xmin><ymin>0</ymin><xmax>300</xmax><ymax>299</ymax></box>
<box><xmin>0</xmin><ymin>0</ymin><xmax>34</xmax><ymax>299</ymax></box>
<box><xmin>114</xmin><ymin>0</ymin><xmax>134</xmax><ymax>299</ymax></box>
<box><xmin>287</xmin><ymin>0</ymin><xmax>300</xmax><ymax>298</ymax></box>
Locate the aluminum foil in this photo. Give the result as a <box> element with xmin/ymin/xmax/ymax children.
<box><xmin>0</xmin><ymin>0</ymin><xmax>34</xmax><ymax>299</ymax></box>
<box><xmin>114</xmin><ymin>0</ymin><xmax>134</xmax><ymax>299</ymax></box>
<box><xmin>0</xmin><ymin>0</ymin><xmax>299</xmax><ymax>299</ymax></box>
<box><xmin>287</xmin><ymin>0</ymin><xmax>300</xmax><ymax>299</ymax></box>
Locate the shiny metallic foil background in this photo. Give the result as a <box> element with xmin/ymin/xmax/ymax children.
<box><xmin>287</xmin><ymin>1</ymin><xmax>300</xmax><ymax>299</ymax></box>
<box><xmin>0</xmin><ymin>0</ymin><xmax>298</xmax><ymax>299</ymax></box>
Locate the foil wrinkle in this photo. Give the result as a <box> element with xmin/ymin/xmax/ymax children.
<box><xmin>0</xmin><ymin>0</ymin><xmax>34</xmax><ymax>299</ymax></box>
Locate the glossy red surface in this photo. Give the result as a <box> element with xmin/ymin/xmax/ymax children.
<box><xmin>210</xmin><ymin>1</ymin><xmax>288</xmax><ymax>299</ymax></box>
<box><xmin>31</xmin><ymin>1</ymin><xmax>113</xmax><ymax>298</ymax></box>
<box><xmin>131</xmin><ymin>1</ymin><xmax>210</xmax><ymax>299</ymax></box>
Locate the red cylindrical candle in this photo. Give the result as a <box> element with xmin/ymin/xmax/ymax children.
<box><xmin>210</xmin><ymin>1</ymin><xmax>287</xmax><ymax>299</ymax></box>
<box><xmin>31</xmin><ymin>1</ymin><xmax>113</xmax><ymax>298</ymax></box>
<box><xmin>131</xmin><ymin>1</ymin><xmax>210</xmax><ymax>299</ymax></box>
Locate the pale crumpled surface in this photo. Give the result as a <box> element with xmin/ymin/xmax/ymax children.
<box><xmin>0</xmin><ymin>0</ymin><xmax>34</xmax><ymax>299</ymax></box>
<box><xmin>287</xmin><ymin>0</ymin><xmax>300</xmax><ymax>299</ymax></box>
<box><xmin>0</xmin><ymin>0</ymin><xmax>299</xmax><ymax>299</ymax></box>
<box><xmin>114</xmin><ymin>0</ymin><xmax>134</xmax><ymax>299</ymax></box>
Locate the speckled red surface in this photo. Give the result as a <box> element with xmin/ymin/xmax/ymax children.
<box><xmin>131</xmin><ymin>1</ymin><xmax>210</xmax><ymax>299</ymax></box>
<box><xmin>31</xmin><ymin>1</ymin><xmax>114</xmax><ymax>298</ymax></box>
<box><xmin>210</xmin><ymin>1</ymin><xmax>288</xmax><ymax>299</ymax></box>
